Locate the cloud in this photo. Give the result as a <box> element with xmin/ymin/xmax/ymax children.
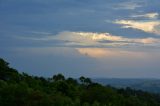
<box><xmin>135</xmin><ymin>37</ymin><xmax>159</xmax><ymax>44</ymax></box>
<box><xmin>76</xmin><ymin>48</ymin><xmax>147</xmax><ymax>58</ymax></box>
<box><xmin>18</xmin><ymin>31</ymin><xmax>160</xmax><ymax>47</ymax></box>
<box><xmin>76</xmin><ymin>48</ymin><xmax>109</xmax><ymax>58</ymax></box>
<box><xmin>114</xmin><ymin>20</ymin><xmax>160</xmax><ymax>35</ymax></box>
<box><xmin>56</xmin><ymin>32</ymin><xmax>160</xmax><ymax>46</ymax></box>
<box><xmin>113</xmin><ymin>1</ymin><xmax>142</xmax><ymax>10</ymax></box>
<box><xmin>30</xmin><ymin>31</ymin><xmax>52</xmax><ymax>35</ymax></box>
<box><xmin>131</xmin><ymin>13</ymin><xmax>159</xmax><ymax>19</ymax></box>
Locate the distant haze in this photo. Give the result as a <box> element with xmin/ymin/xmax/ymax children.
<box><xmin>93</xmin><ymin>78</ymin><xmax>160</xmax><ymax>93</ymax></box>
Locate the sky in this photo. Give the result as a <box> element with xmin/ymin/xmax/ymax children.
<box><xmin>0</xmin><ymin>0</ymin><xmax>160</xmax><ymax>78</ymax></box>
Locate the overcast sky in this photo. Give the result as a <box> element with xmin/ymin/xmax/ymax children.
<box><xmin>0</xmin><ymin>0</ymin><xmax>160</xmax><ymax>78</ymax></box>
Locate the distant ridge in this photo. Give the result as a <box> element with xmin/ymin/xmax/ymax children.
<box><xmin>93</xmin><ymin>78</ymin><xmax>160</xmax><ymax>93</ymax></box>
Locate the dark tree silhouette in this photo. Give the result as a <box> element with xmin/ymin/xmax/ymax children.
<box><xmin>52</xmin><ymin>73</ymin><xmax>65</xmax><ymax>81</ymax></box>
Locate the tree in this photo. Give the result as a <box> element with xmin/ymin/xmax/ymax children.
<box><xmin>79</xmin><ymin>76</ymin><xmax>85</xmax><ymax>83</ymax></box>
<box><xmin>84</xmin><ymin>78</ymin><xmax>92</xmax><ymax>85</ymax></box>
<box><xmin>52</xmin><ymin>73</ymin><xmax>65</xmax><ymax>81</ymax></box>
<box><xmin>79</xmin><ymin>76</ymin><xmax>92</xmax><ymax>86</ymax></box>
<box><xmin>0</xmin><ymin>58</ymin><xmax>9</xmax><ymax>70</ymax></box>
<box><xmin>0</xmin><ymin>58</ymin><xmax>9</xmax><ymax>80</ymax></box>
<box><xmin>55</xmin><ymin>81</ymin><xmax>69</xmax><ymax>95</ymax></box>
<box><xmin>66</xmin><ymin>77</ymin><xmax>78</xmax><ymax>85</ymax></box>
<box><xmin>0</xmin><ymin>58</ymin><xmax>19</xmax><ymax>81</ymax></box>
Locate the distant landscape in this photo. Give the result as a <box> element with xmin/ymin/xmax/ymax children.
<box><xmin>93</xmin><ymin>78</ymin><xmax>160</xmax><ymax>94</ymax></box>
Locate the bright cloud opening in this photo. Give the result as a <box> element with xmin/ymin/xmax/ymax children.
<box><xmin>114</xmin><ymin>20</ymin><xmax>160</xmax><ymax>35</ymax></box>
<box><xmin>76</xmin><ymin>48</ymin><xmax>147</xmax><ymax>59</ymax></box>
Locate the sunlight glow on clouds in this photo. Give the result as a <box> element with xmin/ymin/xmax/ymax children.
<box><xmin>74</xmin><ymin>32</ymin><xmax>160</xmax><ymax>44</ymax></box>
<box><xmin>76</xmin><ymin>48</ymin><xmax>147</xmax><ymax>59</ymax></box>
<box><xmin>55</xmin><ymin>31</ymin><xmax>160</xmax><ymax>47</ymax></box>
<box><xmin>137</xmin><ymin>37</ymin><xmax>159</xmax><ymax>44</ymax></box>
<box><xmin>19</xmin><ymin>31</ymin><xmax>160</xmax><ymax>47</ymax></box>
<box><xmin>75</xmin><ymin>32</ymin><xmax>124</xmax><ymax>41</ymax></box>
<box><xmin>114</xmin><ymin>20</ymin><xmax>160</xmax><ymax>35</ymax></box>
<box><xmin>17</xmin><ymin>30</ymin><xmax>160</xmax><ymax>59</ymax></box>
<box><xmin>76</xmin><ymin>48</ymin><xmax>108</xmax><ymax>58</ymax></box>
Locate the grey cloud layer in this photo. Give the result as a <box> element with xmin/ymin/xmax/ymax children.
<box><xmin>18</xmin><ymin>31</ymin><xmax>160</xmax><ymax>48</ymax></box>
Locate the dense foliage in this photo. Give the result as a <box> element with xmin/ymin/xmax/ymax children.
<box><xmin>0</xmin><ymin>58</ymin><xmax>160</xmax><ymax>106</ymax></box>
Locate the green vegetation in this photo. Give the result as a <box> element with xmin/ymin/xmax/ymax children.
<box><xmin>0</xmin><ymin>58</ymin><xmax>160</xmax><ymax>106</ymax></box>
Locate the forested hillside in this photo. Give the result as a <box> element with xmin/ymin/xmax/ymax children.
<box><xmin>0</xmin><ymin>58</ymin><xmax>160</xmax><ymax>106</ymax></box>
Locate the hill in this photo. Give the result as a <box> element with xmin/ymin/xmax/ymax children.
<box><xmin>0</xmin><ymin>58</ymin><xmax>160</xmax><ymax>106</ymax></box>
